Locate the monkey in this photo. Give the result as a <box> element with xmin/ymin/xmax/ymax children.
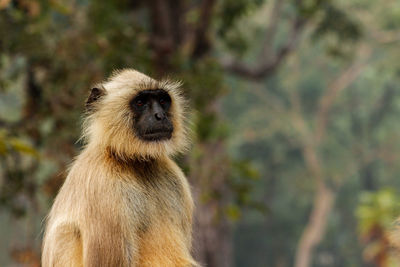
<box><xmin>41</xmin><ymin>69</ymin><xmax>198</xmax><ymax>267</ymax></box>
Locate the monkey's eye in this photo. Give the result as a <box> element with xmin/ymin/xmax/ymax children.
<box><xmin>159</xmin><ymin>98</ymin><xmax>165</xmax><ymax>105</ymax></box>
<box><xmin>136</xmin><ymin>100</ymin><xmax>145</xmax><ymax>107</ymax></box>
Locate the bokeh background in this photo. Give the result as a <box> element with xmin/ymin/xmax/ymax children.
<box><xmin>1</xmin><ymin>0</ymin><xmax>400</xmax><ymax>266</ymax></box>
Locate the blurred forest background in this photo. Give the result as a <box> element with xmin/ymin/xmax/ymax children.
<box><xmin>1</xmin><ymin>0</ymin><xmax>400</xmax><ymax>266</ymax></box>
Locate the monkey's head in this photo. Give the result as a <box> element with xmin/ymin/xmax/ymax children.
<box><xmin>83</xmin><ymin>69</ymin><xmax>188</xmax><ymax>159</ymax></box>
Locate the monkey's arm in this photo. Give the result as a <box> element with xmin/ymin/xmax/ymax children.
<box><xmin>42</xmin><ymin>222</ymin><xmax>83</xmax><ymax>267</ymax></box>
<box><xmin>42</xmin><ymin>219</ymin><xmax>136</xmax><ymax>267</ymax></box>
<box><xmin>81</xmin><ymin>191</ymin><xmax>139</xmax><ymax>267</ymax></box>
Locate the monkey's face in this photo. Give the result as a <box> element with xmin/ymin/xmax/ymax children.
<box><xmin>83</xmin><ymin>69</ymin><xmax>188</xmax><ymax>159</ymax></box>
<box><xmin>131</xmin><ymin>89</ymin><xmax>174</xmax><ymax>142</ymax></box>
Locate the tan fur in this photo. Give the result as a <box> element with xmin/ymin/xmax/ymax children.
<box><xmin>390</xmin><ymin>219</ymin><xmax>400</xmax><ymax>254</ymax></box>
<box><xmin>42</xmin><ymin>69</ymin><xmax>197</xmax><ymax>266</ymax></box>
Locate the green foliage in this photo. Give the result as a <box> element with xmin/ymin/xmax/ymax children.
<box><xmin>221</xmin><ymin>28</ymin><xmax>250</xmax><ymax>56</ymax></box>
<box><xmin>312</xmin><ymin>3</ymin><xmax>362</xmax><ymax>42</ymax></box>
<box><xmin>0</xmin><ymin>130</ymin><xmax>38</xmax><ymax>158</ymax></box>
<box><xmin>182</xmin><ymin>59</ymin><xmax>229</xmax><ymax>141</ymax></box>
<box><xmin>226</xmin><ymin>203</ymin><xmax>242</xmax><ymax>221</ymax></box>
<box><xmin>216</xmin><ymin>0</ymin><xmax>265</xmax><ymax>56</ymax></box>
<box><xmin>311</xmin><ymin>3</ymin><xmax>362</xmax><ymax>57</ymax></box>
<box><xmin>356</xmin><ymin>189</ymin><xmax>400</xmax><ymax>266</ymax></box>
<box><xmin>227</xmin><ymin>159</ymin><xmax>266</xmax><ymax>220</ymax></box>
<box><xmin>357</xmin><ymin>189</ymin><xmax>400</xmax><ymax>236</ymax></box>
<box><xmin>380</xmin><ymin>2</ymin><xmax>400</xmax><ymax>30</ymax></box>
<box><xmin>217</xmin><ymin>0</ymin><xmax>265</xmax><ymax>38</ymax></box>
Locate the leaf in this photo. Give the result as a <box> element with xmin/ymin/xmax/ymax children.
<box><xmin>0</xmin><ymin>138</ymin><xmax>7</xmax><ymax>155</ymax></box>
<box><xmin>8</xmin><ymin>138</ymin><xmax>39</xmax><ymax>158</ymax></box>
<box><xmin>226</xmin><ymin>204</ymin><xmax>241</xmax><ymax>221</ymax></box>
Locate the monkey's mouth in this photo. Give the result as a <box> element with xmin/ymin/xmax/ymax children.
<box><xmin>141</xmin><ymin>128</ymin><xmax>173</xmax><ymax>141</ymax></box>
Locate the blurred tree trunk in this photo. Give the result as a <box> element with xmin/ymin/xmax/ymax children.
<box><xmin>187</xmin><ymin>127</ymin><xmax>233</xmax><ymax>266</ymax></box>
<box><xmin>294</xmin><ymin>185</ymin><xmax>335</xmax><ymax>267</ymax></box>
<box><xmin>190</xmin><ymin>141</ymin><xmax>232</xmax><ymax>267</ymax></box>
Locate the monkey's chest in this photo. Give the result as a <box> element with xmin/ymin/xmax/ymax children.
<box><xmin>120</xmin><ymin>167</ymin><xmax>193</xmax><ymax>265</ymax></box>
<box><xmin>144</xmin><ymin>179</ymin><xmax>185</xmax><ymax>223</ymax></box>
<box><xmin>123</xmin><ymin>178</ymin><xmax>191</xmax><ymax>265</ymax></box>
<box><xmin>134</xmin><ymin>187</ymin><xmax>192</xmax><ymax>266</ymax></box>
<box><xmin>124</xmin><ymin>174</ymin><xmax>187</xmax><ymax>231</ymax></box>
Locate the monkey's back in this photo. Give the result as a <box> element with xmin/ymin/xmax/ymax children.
<box><xmin>42</xmin><ymin>148</ymin><xmax>195</xmax><ymax>267</ymax></box>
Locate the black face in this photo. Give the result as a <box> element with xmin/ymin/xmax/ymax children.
<box><xmin>130</xmin><ymin>89</ymin><xmax>173</xmax><ymax>141</ymax></box>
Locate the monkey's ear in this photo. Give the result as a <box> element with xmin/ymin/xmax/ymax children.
<box><xmin>86</xmin><ymin>87</ymin><xmax>106</xmax><ymax>110</ymax></box>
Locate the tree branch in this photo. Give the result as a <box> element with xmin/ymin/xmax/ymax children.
<box><xmin>260</xmin><ymin>0</ymin><xmax>285</xmax><ymax>60</ymax></box>
<box><xmin>315</xmin><ymin>44</ymin><xmax>372</xmax><ymax>142</ymax></box>
<box><xmin>292</xmin><ymin>44</ymin><xmax>372</xmax><ymax>267</ymax></box>
<box><xmin>290</xmin><ymin>94</ymin><xmax>336</xmax><ymax>267</ymax></box>
<box><xmin>294</xmin><ymin>180</ymin><xmax>335</xmax><ymax>267</ymax></box>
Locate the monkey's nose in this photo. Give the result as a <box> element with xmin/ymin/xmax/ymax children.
<box><xmin>155</xmin><ymin>112</ymin><xmax>165</xmax><ymax>120</ymax></box>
